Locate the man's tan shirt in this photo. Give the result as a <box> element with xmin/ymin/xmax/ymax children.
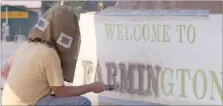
<box><xmin>2</xmin><ymin>42</ymin><xmax>64</xmax><ymax>105</ymax></box>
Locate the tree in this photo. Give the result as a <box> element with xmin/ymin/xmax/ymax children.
<box><xmin>63</xmin><ymin>1</ymin><xmax>87</xmax><ymax>19</ymax></box>
<box><xmin>41</xmin><ymin>1</ymin><xmax>56</xmax><ymax>15</ymax></box>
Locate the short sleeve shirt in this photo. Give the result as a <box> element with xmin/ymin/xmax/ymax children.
<box><xmin>2</xmin><ymin>42</ymin><xmax>64</xmax><ymax>105</ymax></box>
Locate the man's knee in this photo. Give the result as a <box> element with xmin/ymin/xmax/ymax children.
<box><xmin>78</xmin><ymin>96</ymin><xmax>91</xmax><ymax>106</ymax></box>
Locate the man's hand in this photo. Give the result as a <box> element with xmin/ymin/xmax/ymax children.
<box><xmin>89</xmin><ymin>81</ymin><xmax>106</xmax><ymax>93</ymax></box>
<box><xmin>1</xmin><ymin>63</ymin><xmax>11</xmax><ymax>80</ymax></box>
<box><xmin>1</xmin><ymin>55</ymin><xmax>15</xmax><ymax>80</ymax></box>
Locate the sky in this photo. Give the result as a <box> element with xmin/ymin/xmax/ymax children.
<box><xmin>1</xmin><ymin>1</ymin><xmax>41</xmax><ymax>8</ymax></box>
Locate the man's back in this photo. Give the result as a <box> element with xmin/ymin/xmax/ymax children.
<box><xmin>2</xmin><ymin>42</ymin><xmax>62</xmax><ymax>105</ymax></box>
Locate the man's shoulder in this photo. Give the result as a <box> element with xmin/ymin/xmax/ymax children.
<box><xmin>17</xmin><ymin>42</ymin><xmax>59</xmax><ymax>60</ymax></box>
<box><xmin>39</xmin><ymin>44</ymin><xmax>59</xmax><ymax>59</ymax></box>
<box><xmin>41</xmin><ymin>45</ymin><xmax>57</xmax><ymax>54</ymax></box>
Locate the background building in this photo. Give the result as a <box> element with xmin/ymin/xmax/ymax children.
<box><xmin>1</xmin><ymin>5</ymin><xmax>39</xmax><ymax>41</ymax></box>
<box><xmin>1</xmin><ymin>1</ymin><xmax>222</xmax><ymax>41</ymax></box>
<box><xmin>41</xmin><ymin>1</ymin><xmax>116</xmax><ymax>19</ymax></box>
<box><xmin>114</xmin><ymin>1</ymin><xmax>222</xmax><ymax>14</ymax></box>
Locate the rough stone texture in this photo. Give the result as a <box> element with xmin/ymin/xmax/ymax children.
<box><xmin>114</xmin><ymin>1</ymin><xmax>222</xmax><ymax>14</ymax></box>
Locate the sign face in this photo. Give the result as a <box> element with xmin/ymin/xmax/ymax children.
<box><xmin>74</xmin><ymin>13</ymin><xmax>222</xmax><ymax>105</ymax></box>
<box><xmin>1</xmin><ymin>11</ymin><xmax>28</xmax><ymax>19</ymax></box>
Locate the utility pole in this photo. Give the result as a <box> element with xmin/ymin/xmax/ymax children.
<box><xmin>6</xmin><ymin>7</ymin><xmax>8</xmax><ymax>24</ymax></box>
<box><xmin>61</xmin><ymin>1</ymin><xmax>64</xmax><ymax>5</ymax></box>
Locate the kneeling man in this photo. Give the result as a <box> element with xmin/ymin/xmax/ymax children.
<box><xmin>1</xmin><ymin>4</ymin><xmax>105</xmax><ymax>105</ymax></box>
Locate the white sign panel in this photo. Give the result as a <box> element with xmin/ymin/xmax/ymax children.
<box><xmin>74</xmin><ymin>12</ymin><xmax>222</xmax><ymax>105</ymax></box>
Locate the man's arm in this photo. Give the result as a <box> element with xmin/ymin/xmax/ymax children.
<box><xmin>44</xmin><ymin>49</ymin><xmax>105</xmax><ymax>98</ymax></box>
<box><xmin>1</xmin><ymin>55</ymin><xmax>15</xmax><ymax>80</ymax></box>
<box><xmin>51</xmin><ymin>81</ymin><xmax>105</xmax><ymax>98</ymax></box>
<box><xmin>51</xmin><ymin>84</ymin><xmax>91</xmax><ymax>97</ymax></box>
